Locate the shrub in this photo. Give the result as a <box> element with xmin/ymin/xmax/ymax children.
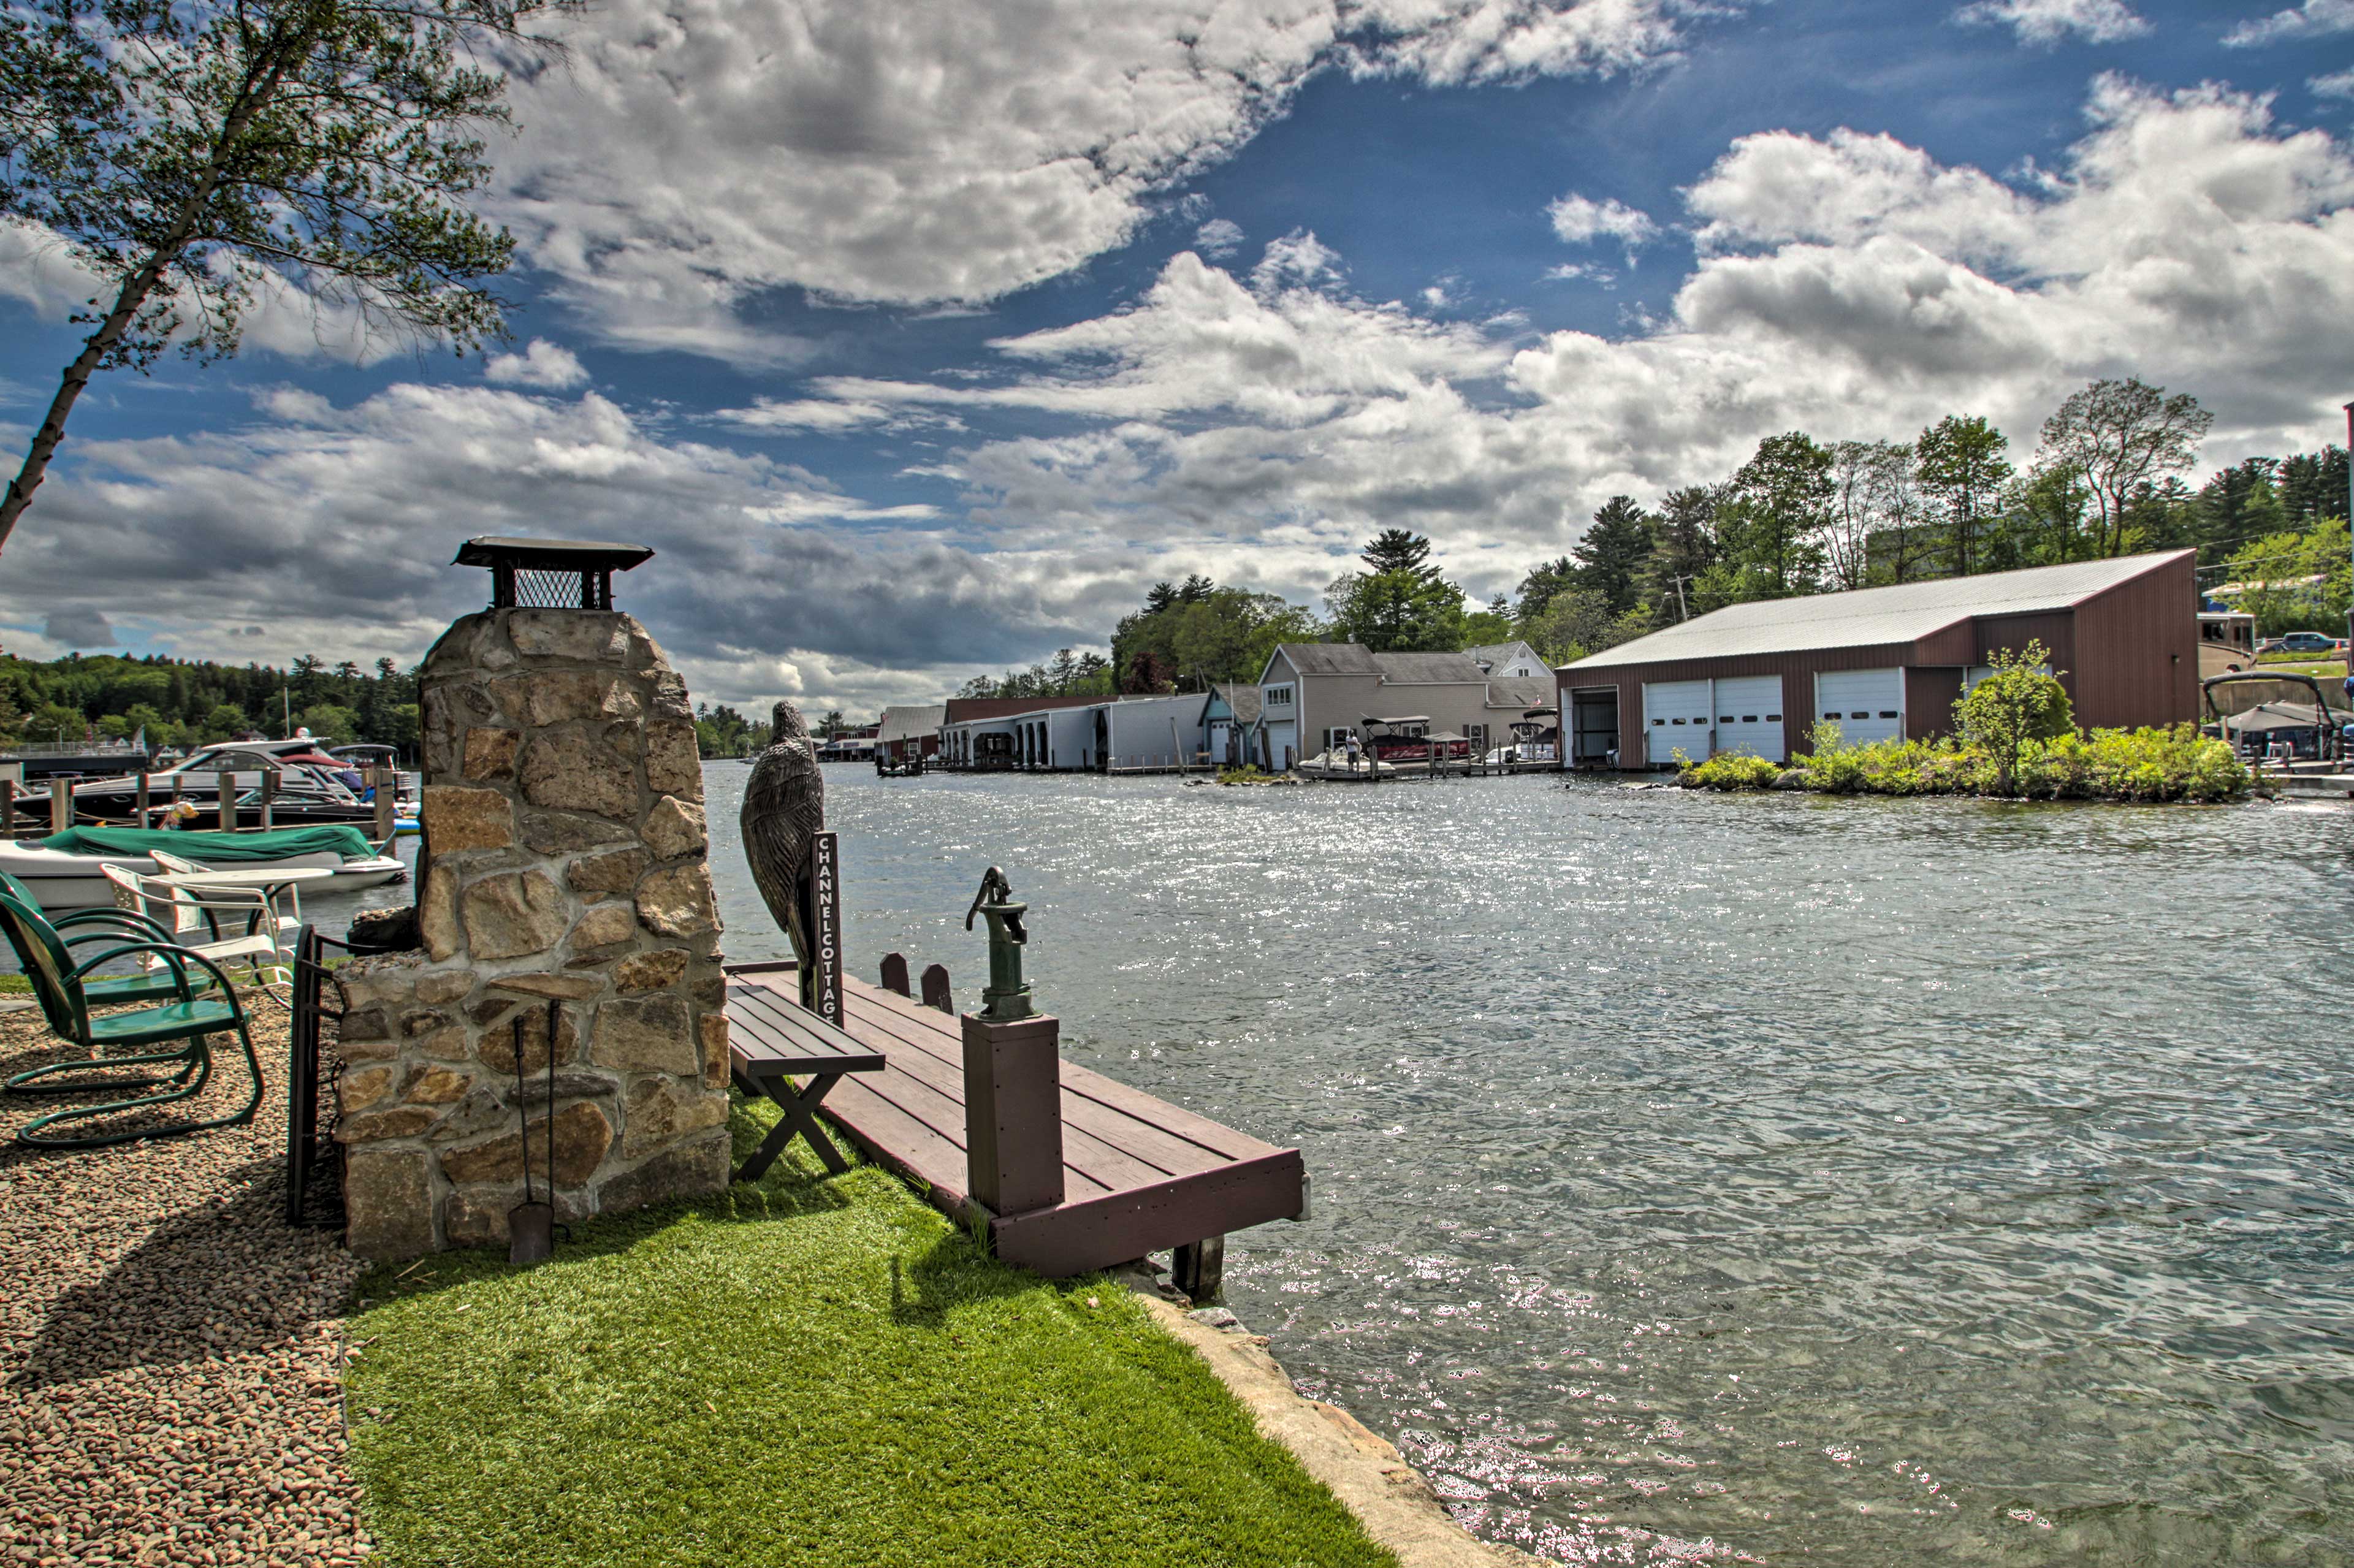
<box><xmin>1682</xmin><ymin>752</ymin><xmax>1781</xmax><ymax>790</ymax></box>
<box><xmin>1956</xmin><ymin>641</ymin><xmax>2074</xmax><ymax>794</ymax></box>
<box><xmin>1704</xmin><ymin>721</ymin><xmax>2245</xmax><ymax>804</ymax></box>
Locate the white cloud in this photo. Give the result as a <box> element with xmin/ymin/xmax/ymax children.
<box><xmin>2225</xmin><ymin>0</ymin><xmax>2354</xmax><ymax>46</ymax></box>
<box><xmin>1194</xmin><ymin>218</ymin><xmax>1247</xmax><ymax>257</ymax></box>
<box><xmin>1954</xmin><ymin>0</ymin><xmax>2150</xmax><ymax>45</ymax></box>
<box><xmin>0</xmin><ymin>381</ymin><xmax>1192</xmax><ymax>713</ymax></box>
<box><xmin>483</xmin><ymin>339</ymin><xmax>590</xmax><ymax>389</ymax></box>
<box><xmin>763</xmin><ymin>74</ymin><xmax>2354</xmax><ymax>612</ymax></box>
<box><xmin>494</xmin><ymin>1</ymin><xmax>1741</xmax><ymax>361</ymax></box>
<box><xmin>1547</xmin><ymin>192</ymin><xmax>1660</xmax><ymax>253</ymax></box>
<box><xmin>1252</xmin><ymin>230</ymin><xmax>1345</xmax><ymax>291</ymax></box>
<box><xmin>0</xmin><ymin>221</ymin><xmax>423</xmax><ymax>367</ymax></box>
<box><xmin>2313</xmin><ymin>67</ymin><xmax>2354</xmax><ymax>98</ymax></box>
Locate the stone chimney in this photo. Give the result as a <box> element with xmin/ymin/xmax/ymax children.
<box><xmin>333</xmin><ymin>602</ymin><xmax>729</xmax><ymax>1258</ymax></box>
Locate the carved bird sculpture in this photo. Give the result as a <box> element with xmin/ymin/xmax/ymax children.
<box><xmin>742</xmin><ymin>698</ymin><xmax>827</xmax><ymax>1005</ymax></box>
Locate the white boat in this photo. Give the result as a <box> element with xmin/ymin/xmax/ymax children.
<box><xmin>1293</xmin><ymin>748</ymin><xmax>1398</xmax><ymax>780</ymax></box>
<box><xmin>0</xmin><ymin>829</ymin><xmax>404</xmax><ymax>912</ymax></box>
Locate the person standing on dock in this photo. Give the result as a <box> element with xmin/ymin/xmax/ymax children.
<box><xmin>1346</xmin><ymin>732</ymin><xmax>1362</xmax><ymax>775</ymax></box>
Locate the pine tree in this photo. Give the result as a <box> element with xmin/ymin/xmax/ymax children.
<box><xmin>1571</xmin><ymin>497</ymin><xmax>1652</xmax><ymax>615</ymax></box>
<box><xmin>1359</xmin><ymin>528</ymin><xmax>1439</xmax><ymax>581</ymax></box>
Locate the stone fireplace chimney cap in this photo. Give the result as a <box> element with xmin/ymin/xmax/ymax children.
<box><xmin>454</xmin><ymin>536</ymin><xmax>656</xmax><ymax>611</ymax></box>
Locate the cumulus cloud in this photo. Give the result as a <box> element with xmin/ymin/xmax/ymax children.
<box><xmin>756</xmin><ymin>74</ymin><xmax>2354</xmax><ymax>612</ymax></box>
<box><xmin>484</xmin><ymin>339</ymin><xmax>590</xmax><ymax>389</ymax></box>
<box><xmin>2225</xmin><ymin>0</ymin><xmax>2354</xmax><ymax>46</ymax></box>
<box><xmin>1194</xmin><ymin>218</ymin><xmax>1247</xmax><ymax>257</ymax></box>
<box><xmin>493</xmin><ymin>1</ymin><xmax>1742</xmax><ymax>360</ymax></box>
<box><xmin>0</xmin><ymin>222</ymin><xmax>431</xmax><ymax>367</ymax></box>
<box><xmin>1547</xmin><ymin>192</ymin><xmax>1660</xmax><ymax>253</ymax></box>
<box><xmin>42</xmin><ymin>607</ymin><xmax>116</xmax><ymax>647</ymax></box>
<box><xmin>1955</xmin><ymin>0</ymin><xmax>2150</xmax><ymax>45</ymax></box>
<box><xmin>0</xmin><ymin>382</ymin><xmax>1186</xmax><ymax>713</ymax></box>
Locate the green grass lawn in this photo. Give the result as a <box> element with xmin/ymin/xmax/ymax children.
<box><xmin>344</xmin><ymin>1097</ymin><xmax>1392</xmax><ymax>1568</ymax></box>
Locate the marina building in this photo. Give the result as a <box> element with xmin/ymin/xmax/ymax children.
<box><xmin>1254</xmin><ymin>644</ymin><xmax>1556</xmax><ymax>769</ymax></box>
<box><xmin>874</xmin><ymin>704</ymin><xmax>945</xmax><ymax>766</ymax></box>
<box><xmin>1555</xmin><ymin>550</ymin><xmax>2199</xmax><ymax>769</ymax></box>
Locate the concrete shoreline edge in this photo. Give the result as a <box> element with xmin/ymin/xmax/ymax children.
<box><xmin>1112</xmin><ymin>1267</ymin><xmax>1552</xmax><ymax>1568</ymax></box>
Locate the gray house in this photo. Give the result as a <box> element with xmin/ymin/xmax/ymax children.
<box><xmin>1254</xmin><ymin>643</ymin><xmax>1558</xmax><ymax>767</ymax></box>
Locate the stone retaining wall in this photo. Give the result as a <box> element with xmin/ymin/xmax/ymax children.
<box><xmin>334</xmin><ymin>607</ymin><xmax>729</xmax><ymax>1259</ymax></box>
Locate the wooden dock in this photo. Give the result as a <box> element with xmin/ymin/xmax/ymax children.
<box><xmin>724</xmin><ymin>966</ymin><xmax>1308</xmax><ymax>1279</ymax></box>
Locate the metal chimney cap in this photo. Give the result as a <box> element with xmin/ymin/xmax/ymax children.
<box><xmin>453</xmin><ymin>536</ymin><xmax>655</xmax><ymax>572</ymax></box>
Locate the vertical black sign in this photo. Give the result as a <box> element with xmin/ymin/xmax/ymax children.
<box><xmin>811</xmin><ymin>830</ymin><xmax>843</xmax><ymax>1026</ymax></box>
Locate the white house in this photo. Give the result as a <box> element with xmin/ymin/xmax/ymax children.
<box><xmin>1465</xmin><ymin>641</ymin><xmax>1550</xmax><ymax>680</ymax></box>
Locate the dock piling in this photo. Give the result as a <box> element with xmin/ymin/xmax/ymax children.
<box><xmin>920</xmin><ymin>964</ymin><xmax>953</xmax><ymax>1013</ymax></box>
<box><xmin>370</xmin><ymin>767</ymin><xmax>397</xmax><ymax>842</ymax></box>
<box><xmin>48</xmin><ymin>775</ymin><xmax>74</xmax><ymax>833</ymax></box>
<box><xmin>135</xmin><ymin>771</ymin><xmax>150</xmax><ymax>824</ymax></box>
<box><xmin>217</xmin><ymin>771</ymin><xmax>238</xmax><ymax>831</ymax></box>
<box><xmin>879</xmin><ymin>952</ymin><xmax>911</xmax><ymax>997</ymax></box>
<box><xmin>259</xmin><ymin>769</ymin><xmax>277</xmax><ymax>830</ymax></box>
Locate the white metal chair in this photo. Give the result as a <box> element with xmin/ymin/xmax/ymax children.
<box><xmin>147</xmin><ymin>845</ymin><xmax>306</xmax><ymax>931</ymax></box>
<box><xmin>101</xmin><ymin>864</ymin><xmax>295</xmax><ymax>995</ymax></box>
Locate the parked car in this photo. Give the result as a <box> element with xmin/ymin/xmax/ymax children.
<box><xmin>2260</xmin><ymin>631</ymin><xmax>2346</xmax><ymax>656</ymax></box>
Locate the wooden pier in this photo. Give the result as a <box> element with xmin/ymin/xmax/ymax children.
<box><xmin>724</xmin><ymin>964</ymin><xmax>1307</xmax><ymax>1283</ymax></box>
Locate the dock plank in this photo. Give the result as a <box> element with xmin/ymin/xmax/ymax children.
<box><xmin>723</xmin><ymin>965</ymin><xmax>1307</xmax><ymax>1278</ymax></box>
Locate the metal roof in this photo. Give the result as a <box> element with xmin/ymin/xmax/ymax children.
<box><xmin>1484</xmin><ymin>675</ymin><xmax>1558</xmax><ymax>710</ymax></box>
<box><xmin>1560</xmin><ymin>551</ymin><xmax>2192</xmax><ymax>671</ymax></box>
<box><xmin>1209</xmin><ymin>683</ymin><xmax>1263</xmax><ymax>723</ymax></box>
<box><xmin>1372</xmin><ymin>650</ymin><xmax>1488</xmax><ymax>683</ymax></box>
<box><xmin>1273</xmin><ymin>642</ymin><xmax>1383</xmax><ymax>676</ymax></box>
<box><xmin>454</xmin><ymin>536</ymin><xmax>654</xmax><ymax>570</ymax></box>
<box><xmin>875</xmin><ymin>704</ymin><xmax>945</xmax><ymax>743</ymax></box>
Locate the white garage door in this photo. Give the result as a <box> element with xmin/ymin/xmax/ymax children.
<box><xmin>1816</xmin><ymin>669</ymin><xmax>1905</xmax><ymax>747</ymax></box>
<box><xmin>1644</xmin><ymin>679</ymin><xmax>1714</xmax><ymax>765</ymax></box>
<box><xmin>1713</xmin><ymin>676</ymin><xmax>1787</xmax><ymax>760</ymax></box>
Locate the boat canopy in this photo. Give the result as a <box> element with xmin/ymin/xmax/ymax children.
<box><xmin>39</xmin><ymin>824</ymin><xmax>378</xmax><ymax>862</ymax></box>
<box><xmin>1361</xmin><ymin>715</ymin><xmax>1431</xmax><ymax>726</ymax></box>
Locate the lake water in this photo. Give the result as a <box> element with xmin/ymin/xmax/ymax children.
<box><xmin>704</xmin><ymin>762</ymin><xmax>2354</xmax><ymax>1566</ymax></box>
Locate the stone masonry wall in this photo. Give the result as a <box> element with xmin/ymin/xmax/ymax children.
<box><xmin>334</xmin><ymin>608</ymin><xmax>730</xmax><ymax>1259</ymax></box>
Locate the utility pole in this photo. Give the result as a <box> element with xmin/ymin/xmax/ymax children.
<box><xmin>1670</xmin><ymin>574</ymin><xmax>1692</xmax><ymax>623</ymax></box>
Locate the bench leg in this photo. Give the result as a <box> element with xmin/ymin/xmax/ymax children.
<box><xmin>735</xmin><ymin>1073</ymin><xmax>848</xmax><ymax>1183</ymax></box>
<box><xmin>1172</xmin><ymin>1235</ymin><xmax>1224</xmax><ymax>1303</ymax></box>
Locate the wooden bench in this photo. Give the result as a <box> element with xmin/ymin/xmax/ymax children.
<box><xmin>725</xmin><ymin>975</ymin><xmax>885</xmax><ymax>1182</ymax></box>
<box><xmin>723</xmin><ymin>963</ymin><xmax>1307</xmax><ymax>1292</ymax></box>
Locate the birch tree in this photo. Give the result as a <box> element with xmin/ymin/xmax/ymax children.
<box><xmin>0</xmin><ymin>0</ymin><xmax>566</xmax><ymax>555</ymax></box>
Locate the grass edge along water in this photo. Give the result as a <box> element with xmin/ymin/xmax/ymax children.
<box><xmin>341</xmin><ymin>1094</ymin><xmax>1396</xmax><ymax>1568</ymax></box>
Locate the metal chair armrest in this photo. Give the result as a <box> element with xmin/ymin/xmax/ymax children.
<box><xmin>55</xmin><ymin>910</ymin><xmax>176</xmax><ymax>941</ymax></box>
<box><xmin>70</xmin><ymin>940</ymin><xmax>201</xmax><ymax>1000</ymax></box>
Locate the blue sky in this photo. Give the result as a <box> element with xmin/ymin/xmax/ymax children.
<box><xmin>4</xmin><ymin>0</ymin><xmax>2352</xmax><ymax>714</ymax></box>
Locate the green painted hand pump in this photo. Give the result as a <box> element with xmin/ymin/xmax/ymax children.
<box><xmin>964</xmin><ymin>866</ymin><xmax>1034</xmax><ymax>1022</ymax></box>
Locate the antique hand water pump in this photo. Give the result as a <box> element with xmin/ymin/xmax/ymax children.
<box><xmin>964</xmin><ymin>866</ymin><xmax>1034</xmax><ymax>1023</ymax></box>
<box><xmin>959</xmin><ymin>866</ymin><xmax>1061</xmax><ymax>1215</ymax></box>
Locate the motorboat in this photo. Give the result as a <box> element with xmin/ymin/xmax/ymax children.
<box><xmin>2201</xmin><ymin>671</ymin><xmax>2353</xmax><ymax>766</ymax></box>
<box><xmin>1294</xmin><ymin>748</ymin><xmax>1397</xmax><ymax>780</ymax></box>
<box><xmin>8</xmin><ymin>737</ymin><xmax>403</xmax><ymax>829</ymax></box>
<box><xmin>0</xmin><ymin>824</ymin><xmax>405</xmax><ymax>911</ymax></box>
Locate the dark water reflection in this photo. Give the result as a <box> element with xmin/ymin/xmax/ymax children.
<box><xmin>717</xmin><ymin>764</ymin><xmax>2354</xmax><ymax>1564</ymax></box>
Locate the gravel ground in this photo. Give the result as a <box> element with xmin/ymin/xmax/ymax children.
<box><xmin>0</xmin><ymin>998</ymin><xmax>370</xmax><ymax>1566</ymax></box>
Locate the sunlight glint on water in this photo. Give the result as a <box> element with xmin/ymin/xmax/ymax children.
<box><xmin>704</xmin><ymin>764</ymin><xmax>2353</xmax><ymax>1564</ymax></box>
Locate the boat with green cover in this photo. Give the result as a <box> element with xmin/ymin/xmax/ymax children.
<box><xmin>0</xmin><ymin>825</ymin><xmax>403</xmax><ymax>912</ymax></box>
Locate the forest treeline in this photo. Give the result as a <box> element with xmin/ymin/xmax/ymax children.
<box><xmin>0</xmin><ymin>651</ymin><xmax>417</xmax><ymax>750</ymax></box>
<box><xmin>951</xmin><ymin>377</ymin><xmax>2352</xmax><ymax>699</ymax></box>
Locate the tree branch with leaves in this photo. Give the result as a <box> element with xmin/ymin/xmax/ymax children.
<box><xmin>0</xmin><ymin>0</ymin><xmax>571</xmax><ymax>554</ymax></box>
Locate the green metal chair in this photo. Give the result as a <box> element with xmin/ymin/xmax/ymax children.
<box><xmin>0</xmin><ymin>889</ymin><xmax>264</xmax><ymax>1149</ymax></box>
<box><xmin>0</xmin><ymin>869</ymin><xmax>218</xmax><ymax>1010</ymax></box>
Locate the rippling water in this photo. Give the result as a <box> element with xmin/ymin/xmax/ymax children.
<box><xmin>702</xmin><ymin>761</ymin><xmax>2354</xmax><ymax>1565</ymax></box>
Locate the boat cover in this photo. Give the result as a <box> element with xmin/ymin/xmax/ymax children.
<box><xmin>37</xmin><ymin>824</ymin><xmax>376</xmax><ymax>862</ymax></box>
